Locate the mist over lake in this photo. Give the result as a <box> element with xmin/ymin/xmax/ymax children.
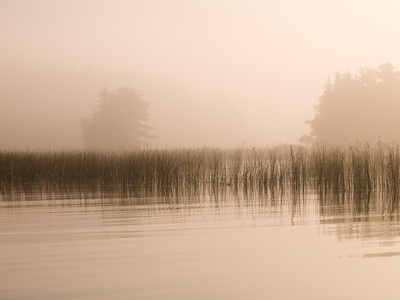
<box><xmin>2</xmin><ymin>1</ymin><xmax>400</xmax><ymax>299</ymax></box>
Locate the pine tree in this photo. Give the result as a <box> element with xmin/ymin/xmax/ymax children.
<box><xmin>82</xmin><ymin>87</ymin><xmax>155</xmax><ymax>149</ymax></box>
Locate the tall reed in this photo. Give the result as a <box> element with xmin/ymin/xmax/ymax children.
<box><xmin>1</xmin><ymin>143</ymin><xmax>400</xmax><ymax>199</ymax></box>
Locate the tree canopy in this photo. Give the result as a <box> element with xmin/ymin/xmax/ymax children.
<box><xmin>82</xmin><ymin>87</ymin><xmax>155</xmax><ymax>149</ymax></box>
<box><xmin>306</xmin><ymin>63</ymin><xmax>400</xmax><ymax>144</ymax></box>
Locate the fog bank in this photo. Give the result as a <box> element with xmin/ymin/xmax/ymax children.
<box><xmin>2</xmin><ymin>1</ymin><xmax>400</xmax><ymax>149</ymax></box>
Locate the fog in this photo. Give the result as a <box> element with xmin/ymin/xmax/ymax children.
<box><xmin>2</xmin><ymin>0</ymin><xmax>400</xmax><ymax>149</ymax></box>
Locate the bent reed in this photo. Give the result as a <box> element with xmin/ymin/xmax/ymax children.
<box><xmin>1</xmin><ymin>142</ymin><xmax>399</xmax><ymax>197</ymax></box>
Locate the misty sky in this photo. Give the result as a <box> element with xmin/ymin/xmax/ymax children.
<box><xmin>2</xmin><ymin>0</ymin><xmax>400</xmax><ymax>149</ymax></box>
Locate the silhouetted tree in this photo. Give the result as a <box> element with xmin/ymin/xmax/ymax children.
<box><xmin>82</xmin><ymin>87</ymin><xmax>155</xmax><ymax>149</ymax></box>
<box><xmin>306</xmin><ymin>63</ymin><xmax>400</xmax><ymax>144</ymax></box>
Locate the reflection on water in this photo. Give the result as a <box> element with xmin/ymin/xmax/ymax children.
<box><xmin>1</xmin><ymin>187</ymin><xmax>400</xmax><ymax>299</ymax></box>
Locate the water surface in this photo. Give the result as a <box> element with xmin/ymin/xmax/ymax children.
<box><xmin>1</xmin><ymin>189</ymin><xmax>400</xmax><ymax>299</ymax></box>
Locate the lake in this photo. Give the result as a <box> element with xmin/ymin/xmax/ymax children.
<box><xmin>1</xmin><ymin>187</ymin><xmax>400</xmax><ymax>299</ymax></box>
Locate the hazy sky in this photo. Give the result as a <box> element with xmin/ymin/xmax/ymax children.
<box><xmin>2</xmin><ymin>0</ymin><xmax>400</xmax><ymax>148</ymax></box>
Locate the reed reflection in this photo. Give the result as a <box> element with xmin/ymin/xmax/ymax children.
<box><xmin>2</xmin><ymin>182</ymin><xmax>400</xmax><ymax>246</ymax></box>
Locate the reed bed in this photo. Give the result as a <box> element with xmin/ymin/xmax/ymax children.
<box><xmin>1</xmin><ymin>143</ymin><xmax>400</xmax><ymax>198</ymax></box>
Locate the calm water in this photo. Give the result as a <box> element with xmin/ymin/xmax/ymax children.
<box><xmin>1</xmin><ymin>188</ymin><xmax>400</xmax><ymax>299</ymax></box>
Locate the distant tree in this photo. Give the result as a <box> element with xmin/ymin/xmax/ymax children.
<box><xmin>305</xmin><ymin>63</ymin><xmax>400</xmax><ymax>144</ymax></box>
<box><xmin>82</xmin><ymin>87</ymin><xmax>155</xmax><ymax>149</ymax></box>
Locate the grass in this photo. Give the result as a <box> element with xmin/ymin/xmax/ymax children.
<box><xmin>1</xmin><ymin>142</ymin><xmax>400</xmax><ymax>198</ymax></box>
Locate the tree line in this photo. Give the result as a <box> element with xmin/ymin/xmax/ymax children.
<box><xmin>304</xmin><ymin>63</ymin><xmax>400</xmax><ymax>145</ymax></box>
<box><xmin>82</xmin><ymin>63</ymin><xmax>400</xmax><ymax>149</ymax></box>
